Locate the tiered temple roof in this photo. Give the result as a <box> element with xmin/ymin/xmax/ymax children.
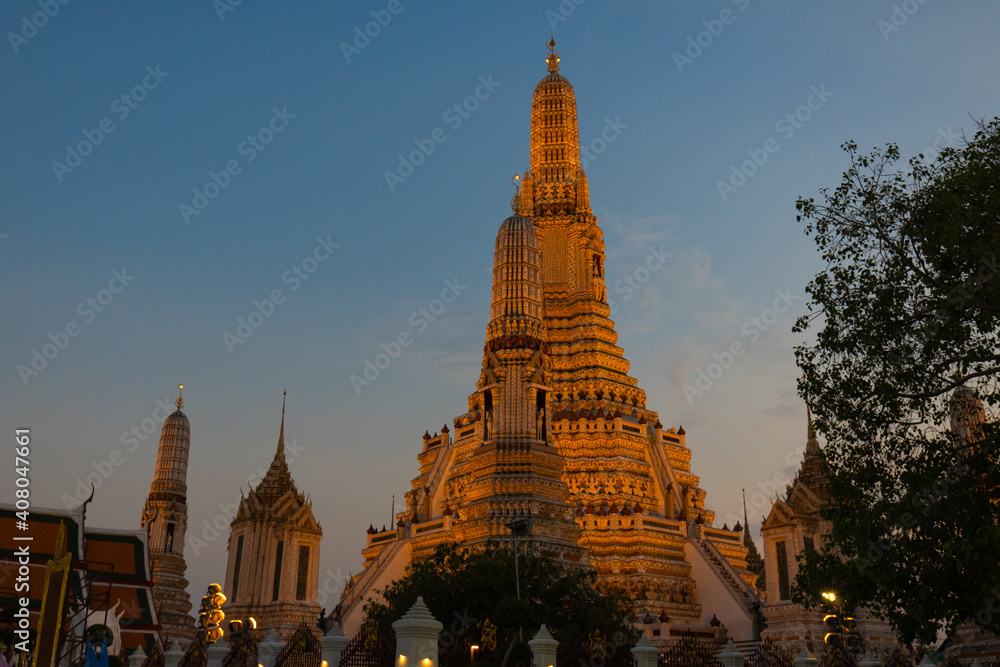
<box><xmin>140</xmin><ymin>386</ymin><xmax>196</xmax><ymax>646</ymax></box>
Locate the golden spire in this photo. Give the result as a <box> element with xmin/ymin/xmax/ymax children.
<box><xmin>277</xmin><ymin>390</ymin><xmax>286</xmax><ymax>462</ymax></box>
<box><xmin>530</xmin><ymin>39</ymin><xmax>583</xmax><ymax>205</ymax></box>
<box><xmin>256</xmin><ymin>389</ymin><xmax>296</xmax><ymax>502</ymax></box>
<box><xmin>175</xmin><ymin>384</ymin><xmax>185</xmax><ymax>410</ymax></box>
<box><xmin>546</xmin><ymin>37</ymin><xmax>560</xmax><ymax>73</ymax></box>
<box><xmin>510</xmin><ymin>174</ymin><xmax>521</xmax><ymax>213</ymax></box>
<box><xmin>741</xmin><ymin>488</ymin><xmax>752</xmax><ymax>547</ymax></box>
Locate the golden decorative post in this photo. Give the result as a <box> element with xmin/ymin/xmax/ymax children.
<box><xmin>197</xmin><ymin>583</ymin><xmax>227</xmax><ymax>643</ymax></box>
<box><xmin>32</xmin><ymin>523</ymin><xmax>72</xmax><ymax>667</ymax></box>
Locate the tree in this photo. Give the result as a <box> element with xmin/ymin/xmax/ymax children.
<box><xmin>363</xmin><ymin>542</ymin><xmax>637</xmax><ymax>656</ymax></box>
<box><xmin>791</xmin><ymin>118</ymin><xmax>1000</xmax><ymax>644</ymax></box>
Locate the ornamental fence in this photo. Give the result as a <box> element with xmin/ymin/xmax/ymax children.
<box><xmin>221</xmin><ymin>629</ymin><xmax>258</xmax><ymax>667</ymax></box>
<box><xmin>123</xmin><ymin>603</ymin><xmax>978</xmax><ymax>667</ymax></box>
<box><xmin>274</xmin><ymin>624</ymin><xmax>322</xmax><ymax>667</ymax></box>
<box><xmin>338</xmin><ymin>619</ymin><xmax>395</xmax><ymax>667</ymax></box>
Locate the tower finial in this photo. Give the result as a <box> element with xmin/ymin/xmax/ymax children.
<box><xmin>806</xmin><ymin>400</ymin><xmax>819</xmax><ymax>452</ymax></box>
<box><xmin>510</xmin><ymin>173</ymin><xmax>521</xmax><ymax>213</ymax></box>
<box><xmin>742</xmin><ymin>488</ymin><xmax>752</xmax><ymax>545</ymax></box>
<box><xmin>277</xmin><ymin>390</ymin><xmax>287</xmax><ymax>462</ymax></box>
<box><xmin>546</xmin><ymin>37</ymin><xmax>560</xmax><ymax>73</ymax></box>
<box><xmin>175</xmin><ymin>384</ymin><xmax>185</xmax><ymax>410</ymax></box>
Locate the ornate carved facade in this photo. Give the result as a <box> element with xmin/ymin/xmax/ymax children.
<box><xmin>140</xmin><ymin>386</ymin><xmax>197</xmax><ymax>646</ymax></box>
<box><xmin>223</xmin><ymin>393</ymin><xmax>322</xmax><ymax>641</ymax></box>
<box><xmin>339</xmin><ymin>42</ymin><xmax>760</xmax><ymax>646</ymax></box>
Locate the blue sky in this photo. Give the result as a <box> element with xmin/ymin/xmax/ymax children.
<box><xmin>3</xmin><ymin>2</ymin><xmax>999</xmax><ymax>610</ymax></box>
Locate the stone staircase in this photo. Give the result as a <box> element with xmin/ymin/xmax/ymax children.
<box><xmin>339</xmin><ymin>532</ymin><xmax>408</xmax><ymax>634</ymax></box>
<box><xmin>734</xmin><ymin>637</ymin><xmax>763</xmax><ymax>655</ymax></box>
<box><xmin>694</xmin><ymin>538</ymin><xmax>759</xmax><ymax>612</ymax></box>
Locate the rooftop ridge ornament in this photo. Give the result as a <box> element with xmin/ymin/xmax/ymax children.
<box><xmin>175</xmin><ymin>384</ymin><xmax>184</xmax><ymax>410</ymax></box>
<box><xmin>510</xmin><ymin>173</ymin><xmax>521</xmax><ymax>213</ymax></box>
<box><xmin>742</xmin><ymin>488</ymin><xmax>749</xmax><ymax>533</ymax></box>
<box><xmin>277</xmin><ymin>389</ymin><xmax>287</xmax><ymax>461</ymax></box>
<box><xmin>805</xmin><ymin>391</ymin><xmax>819</xmax><ymax>452</ymax></box>
<box><xmin>546</xmin><ymin>37</ymin><xmax>559</xmax><ymax>73</ymax></box>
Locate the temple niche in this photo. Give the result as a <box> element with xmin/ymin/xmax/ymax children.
<box><xmin>337</xmin><ymin>42</ymin><xmax>760</xmax><ymax>647</ymax></box>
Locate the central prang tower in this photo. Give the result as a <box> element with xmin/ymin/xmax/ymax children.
<box><xmin>520</xmin><ymin>40</ymin><xmax>637</xmax><ymax>409</ymax></box>
<box><xmin>339</xmin><ymin>42</ymin><xmax>760</xmax><ymax>646</ymax></box>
